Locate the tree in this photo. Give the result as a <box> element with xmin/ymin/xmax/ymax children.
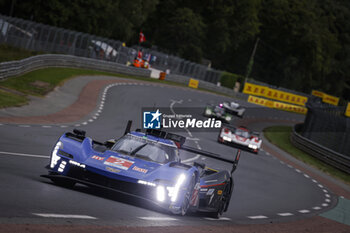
<box><xmin>149</xmin><ymin>6</ymin><xmax>205</xmax><ymax>62</ymax></box>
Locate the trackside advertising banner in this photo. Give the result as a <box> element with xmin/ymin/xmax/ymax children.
<box><xmin>243</xmin><ymin>82</ymin><xmax>308</xmax><ymax>106</ymax></box>
<box><xmin>311</xmin><ymin>90</ymin><xmax>339</xmax><ymax>106</ymax></box>
<box><xmin>345</xmin><ymin>103</ymin><xmax>350</xmax><ymax>118</ymax></box>
<box><xmin>247</xmin><ymin>95</ymin><xmax>307</xmax><ymax>115</ymax></box>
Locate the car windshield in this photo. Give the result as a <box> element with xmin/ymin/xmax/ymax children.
<box><xmin>111</xmin><ymin>134</ymin><xmax>178</xmax><ymax>164</ymax></box>
<box><xmin>235</xmin><ymin>129</ymin><xmax>250</xmax><ymax>138</ymax></box>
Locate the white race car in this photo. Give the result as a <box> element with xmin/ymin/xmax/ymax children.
<box><xmin>218</xmin><ymin>125</ymin><xmax>262</xmax><ymax>153</ymax></box>
<box><xmin>221</xmin><ymin>101</ymin><xmax>245</xmax><ymax>118</ymax></box>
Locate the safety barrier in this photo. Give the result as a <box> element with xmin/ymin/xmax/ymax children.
<box><xmin>291</xmin><ymin>124</ymin><xmax>350</xmax><ymax>174</ymax></box>
<box><xmin>247</xmin><ymin>95</ymin><xmax>307</xmax><ymax>114</ymax></box>
<box><xmin>0</xmin><ymin>14</ymin><xmax>221</xmax><ymax>84</ymax></box>
<box><xmin>0</xmin><ymin>54</ymin><xmax>245</xmax><ymax>99</ymax></box>
<box><xmin>243</xmin><ymin>82</ymin><xmax>308</xmax><ymax>106</ymax></box>
<box><xmin>166</xmin><ymin>74</ymin><xmax>246</xmax><ymax>98</ymax></box>
<box><xmin>0</xmin><ymin>54</ymin><xmax>151</xmax><ymax>79</ymax></box>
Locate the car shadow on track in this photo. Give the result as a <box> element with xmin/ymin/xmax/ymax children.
<box><xmin>41</xmin><ymin>180</ymin><xmax>184</xmax><ymax>217</ymax></box>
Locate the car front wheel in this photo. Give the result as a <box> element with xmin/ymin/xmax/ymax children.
<box><xmin>180</xmin><ymin>174</ymin><xmax>196</xmax><ymax>216</ymax></box>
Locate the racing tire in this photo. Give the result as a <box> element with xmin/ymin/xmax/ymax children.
<box><xmin>180</xmin><ymin>173</ymin><xmax>196</xmax><ymax>216</ymax></box>
<box><xmin>50</xmin><ymin>178</ymin><xmax>76</xmax><ymax>188</ymax></box>
<box><xmin>207</xmin><ymin>181</ymin><xmax>231</xmax><ymax>218</ymax></box>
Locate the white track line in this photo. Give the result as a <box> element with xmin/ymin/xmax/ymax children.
<box><xmin>33</xmin><ymin>213</ymin><xmax>97</xmax><ymax>219</ymax></box>
<box><xmin>169</xmin><ymin>99</ymin><xmax>202</xmax><ymax>164</ymax></box>
<box><xmin>277</xmin><ymin>213</ymin><xmax>294</xmax><ymax>217</ymax></box>
<box><xmin>247</xmin><ymin>215</ymin><xmax>268</xmax><ymax>219</ymax></box>
<box><xmin>182</xmin><ymin>154</ymin><xmax>201</xmax><ymax>163</ymax></box>
<box><xmin>0</xmin><ymin>151</ymin><xmax>48</xmax><ymax>158</ymax></box>
<box><xmin>18</xmin><ymin>125</ymin><xmax>31</xmax><ymax>127</ymax></box>
<box><xmin>138</xmin><ymin>217</ymin><xmax>178</xmax><ymax>221</ymax></box>
<box><xmin>204</xmin><ymin>217</ymin><xmax>231</xmax><ymax>221</ymax></box>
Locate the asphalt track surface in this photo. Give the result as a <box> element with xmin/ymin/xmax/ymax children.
<box><xmin>0</xmin><ymin>76</ymin><xmax>348</xmax><ymax>232</ymax></box>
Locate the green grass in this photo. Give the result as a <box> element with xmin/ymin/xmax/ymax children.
<box><xmin>0</xmin><ymin>44</ymin><xmax>240</xmax><ymax>108</ymax></box>
<box><xmin>264</xmin><ymin>126</ymin><xmax>350</xmax><ymax>185</ymax></box>
<box><xmin>0</xmin><ymin>45</ymin><xmax>42</xmax><ymax>62</ymax></box>
<box><xmin>0</xmin><ymin>57</ymin><xmax>243</xmax><ymax>108</ymax></box>
<box><xmin>0</xmin><ymin>67</ymin><xmax>195</xmax><ymax>96</ymax></box>
<box><xmin>0</xmin><ymin>67</ymin><xmax>220</xmax><ymax>108</ymax></box>
<box><xmin>0</xmin><ymin>89</ymin><xmax>28</xmax><ymax>108</ymax></box>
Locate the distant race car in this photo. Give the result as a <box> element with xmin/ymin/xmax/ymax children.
<box><xmin>218</xmin><ymin>125</ymin><xmax>262</xmax><ymax>154</ymax></box>
<box><xmin>221</xmin><ymin>101</ymin><xmax>245</xmax><ymax>118</ymax></box>
<box><xmin>133</xmin><ymin>58</ymin><xmax>150</xmax><ymax>69</ymax></box>
<box><xmin>203</xmin><ymin>104</ymin><xmax>234</xmax><ymax>123</ymax></box>
<box><xmin>42</xmin><ymin>121</ymin><xmax>241</xmax><ymax>218</ymax></box>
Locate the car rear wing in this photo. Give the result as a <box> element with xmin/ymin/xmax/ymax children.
<box><xmin>181</xmin><ymin>145</ymin><xmax>241</xmax><ymax>174</ymax></box>
<box><xmin>146</xmin><ymin>128</ymin><xmax>186</xmax><ymax>147</ymax></box>
<box><xmin>123</xmin><ymin>120</ymin><xmax>240</xmax><ymax>173</ymax></box>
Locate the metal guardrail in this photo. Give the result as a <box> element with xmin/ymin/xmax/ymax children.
<box><xmin>166</xmin><ymin>74</ymin><xmax>246</xmax><ymax>98</ymax></box>
<box><xmin>0</xmin><ymin>54</ymin><xmax>245</xmax><ymax>99</ymax></box>
<box><xmin>0</xmin><ymin>54</ymin><xmax>151</xmax><ymax>79</ymax></box>
<box><xmin>0</xmin><ymin>14</ymin><xmax>222</xmax><ymax>84</ymax></box>
<box><xmin>291</xmin><ymin>123</ymin><xmax>350</xmax><ymax>174</ymax></box>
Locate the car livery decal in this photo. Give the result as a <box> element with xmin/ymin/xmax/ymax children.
<box><xmin>92</xmin><ymin>155</ymin><xmax>104</xmax><ymax>161</ymax></box>
<box><xmin>132</xmin><ymin>166</ymin><xmax>148</xmax><ymax>173</ymax></box>
<box><xmin>190</xmin><ymin>183</ymin><xmax>200</xmax><ymax>206</ymax></box>
<box><xmin>106</xmin><ymin>166</ymin><xmax>121</xmax><ymax>173</ymax></box>
<box><xmin>104</xmin><ymin>156</ymin><xmax>134</xmax><ymax>170</ymax></box>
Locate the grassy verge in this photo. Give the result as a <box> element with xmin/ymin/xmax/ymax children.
<box><xmin>0</xmin><ymin>67</ymin><xmax>214</xmax><ymax>108</ymax></box>
<box><xmin>0</xmin><ymin>89</ymin><xmax>28</xmax><ymax>108</ymax></box>
<box><xmin>0</xmin><ymin>45</ymin><xmax>42</xmax><ymax>62</ymax></box>
<box><xmin>264</xmin><ymin>126</ymin><xmax>350</xmax><ymax>185</ymax></box>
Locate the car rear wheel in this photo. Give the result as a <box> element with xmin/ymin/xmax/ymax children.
<box><xmin>180</xmin><ymin>174</ymin><xmax>196</xmax><ymax>216</ymax></box>
<box><xmin>208</xmin><ymin>181</ymin><xmax>231</xmax><ymax>218</ymax></box>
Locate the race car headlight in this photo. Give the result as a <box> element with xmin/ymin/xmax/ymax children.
<box><xmin>156</xmin><ymin>186</ymin><xmax>166</xmax><ymax>202</ymax></box>
<box><xmin>248</xmin><ymin>144</ymin><xmax>258</xmax><ymax>150</ymax></box>
<box><xmin>50</xmin><ymin>141</ymin><xmax>62</xmax><ymax>168</ymax></box>
<box><xmin>167</xmin><ymin>174</ymin><xmax>186</xmax><ymax>202</ymax></box>
<box><xmin>222</xmin><ymin>136</ymin><xmax>232</xmax><ymax>142</ymax></box>
<box><xmin>138</xmin><ymin>180</ymin><xmax>156</xmax><ymax>187</ymax></box>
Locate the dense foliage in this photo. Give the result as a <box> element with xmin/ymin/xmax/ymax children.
<box><xmin>1</xmin><ymin>0</ymin><xmax>349</xmax><ymax>99</ymax></box>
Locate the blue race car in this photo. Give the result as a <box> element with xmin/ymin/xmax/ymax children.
<box><xmin>42</xmin><ymin>121</ymin><xmax>240</xmax><ymax>217</ymax></box>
